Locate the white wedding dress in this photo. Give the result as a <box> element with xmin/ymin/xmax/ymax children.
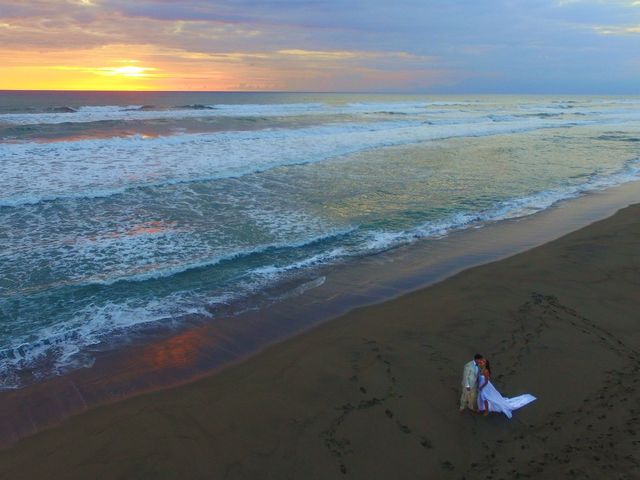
<box><xmin>477</xmin><ymin>373</ymin><xmax>536</xmax><ymax>418</ymax></box>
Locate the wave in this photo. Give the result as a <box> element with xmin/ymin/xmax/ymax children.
<box><xmin>0</xmin><ymin>231</ymin><xmax>354</xmax><ymax>388</ymax></box>
<box><xmin>78</xmin><ymin>227</ymin><xmax>357</xmax><ymax>287</ymax></box>
<box><xmin>48</xmin><ymin>106</ymin><xmax>77</xmax><ymax>113</ymax></box>
<box><xmin>121</xmin><ymin>105</ymin><xmax>158</xmax><ymax>112</ymax></box>
<box><xmin>2</xmin><ymin>97</ymin><xmax>640</xmax><ymax>127</ymax></box>
<box><xmin>0</xmin><ymin>224</ymin><xmax>357</xmax><ymax>298</ymax></box>
<box><xmin>0</xmin><ymin>100</ymin><xmax>450</xmax><ymax>126</ymax></box>
<box><xmin>0</xmin><ymin>101</ymin><xmax>433</xmax><ymax>123</ymax></box>
<box><xmin>0</xmin><ymin>102</ymin><xmax>329</xmax><ymax>126</ymax></box>
<box><xmin>0</xmin><ymin>291</ymin><xmax>213</xmax><ymax>389</ymax></box>
<box><xmin>0</xmin><ymin>100</ymin><xmax>559</xmax><ymax>126</ymax></box>
<box><xmin>592</xmin><ymin>98</ymin><xmax>640</xmax><ymax>105</ymax></box>
<box><xmin>174</xmin><ymin>104</ymin><xmax>216</xmax><ymax>110</ymax></box>
<box><xmin>363</xmin><ymin>155</ymin><xmax>640</xmax><ymax>253</ymax></box>
<box><xmin>1</xmin><ymin>115</ymin><xmax>606</xmax><ymax>208</ymax></box>
<box><xmin>2</xmin><ymin>153</ymin><xmax>639</xmax><ymax>388</ymax></box>
<box><xmin>595</xmin><ymin>134</ymin><xmax>640</xmax><ymax>142</ymax></box>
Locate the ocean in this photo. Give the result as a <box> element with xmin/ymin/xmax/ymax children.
<box><xmin>1</xmin><ymin>91</ymin><xmax>639</xmax><ymax>389</ymax></box>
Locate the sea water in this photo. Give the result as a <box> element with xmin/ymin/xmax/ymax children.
<box><xmin>1</xmin><ymin>92</ymin><xmax>639</xmax><ymax>388</ymax></box>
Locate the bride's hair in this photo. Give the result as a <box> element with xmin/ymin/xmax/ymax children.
<box><xmin>484</xmin><ymin>359</ymin><xmax>492</xmax><ymax>375</ymax></box>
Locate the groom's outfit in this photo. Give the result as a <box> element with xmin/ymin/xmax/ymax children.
<box><xmin>459</xmin><ymin>359</ymin><xmax>479</xmax><ymax>411</ymax></box>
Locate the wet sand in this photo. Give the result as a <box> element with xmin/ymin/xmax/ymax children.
<box><xmin>1</xmin><ymin>202</ymin><xmax>640</xmax><ymax>479</ymax></box>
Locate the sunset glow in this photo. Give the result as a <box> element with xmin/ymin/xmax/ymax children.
<box><xmin>0</xmin><ymin>0</ymin><xmax>639</xmax><ymax>92</ymax></box>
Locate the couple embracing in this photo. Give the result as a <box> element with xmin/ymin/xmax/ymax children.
<box><xmin>460</xmin><ymin>354</ymin><xmax>536</xmax><ymax>418</ymax></box>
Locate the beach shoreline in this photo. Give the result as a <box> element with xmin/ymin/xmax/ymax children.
<box><xmin>0</xmin><ymin>181</ymin><xmax>639</xmax><ymax>478</ymax></box>
<box><xmin>1</xmin><ymin>179</ymin><xmax>639</xmax><ymax>442</ymax></box>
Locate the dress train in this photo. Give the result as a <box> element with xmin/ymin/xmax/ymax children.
<box><xmin>477</xmin><ymin>374</ymin><xmax>536</xmax><ymax>419</ymax></box>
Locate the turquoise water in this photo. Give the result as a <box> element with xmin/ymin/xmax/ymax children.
<box><xmin>1</xmin><ymin>92</ymin><xmax>639</xmax><ymax>387</ymax></box>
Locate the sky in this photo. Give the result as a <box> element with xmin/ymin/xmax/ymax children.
<box><xmin>0</xmin><ymin>0</ymin><xmax>638</xmax><ymax>92</ymax></box>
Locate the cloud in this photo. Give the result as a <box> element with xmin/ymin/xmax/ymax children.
<box><xmin>594</xmin><ymin>24</ymin><xmax>640</xmax><ymax>34</ymax></box>
<box><xmin>557</xmin><ymin>0</ymin><xmax>640</xmax><ymax>6</ymax></box>
<box><xmin>0</xmin><ymin>0</ymin><xmax>639</xmax><ymax>92</ymax></box>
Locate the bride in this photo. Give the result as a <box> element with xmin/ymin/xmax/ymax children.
<box><xmin>477</xmin><ymin>358</ymin><xmax>536</xmax><ymax>418</ymax></box>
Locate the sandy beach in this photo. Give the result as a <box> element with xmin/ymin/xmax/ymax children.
<box><xmin>1</xmin><ymin>201</ymin><xmax>639</xmax><ymax>479</ymax></box>
<box><xmin>3</xmin><ymin>0</ymin><xmax>640</xmax><ymax>478</ymax></box>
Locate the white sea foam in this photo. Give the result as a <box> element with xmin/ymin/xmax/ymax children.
<box><xmin>2</xmin><ymin>153</ymin><xmax>639</xmax><ymax>388</ymax></box>
<box><xmin>1</xmin><ymin>200</ymin><xmax>352</xmax><ymax>300</ymax></box>
<box><xmin>1</xmin><ymin>97</ymin><xmax>638</xmax><ymax>127</ymax></box>
<box><xmin>251</xmin><ymin>248</ymin><xmax>348</xmax><ymax>278</ymax></box>
<box><xmin>3</xmin><ymin>95</ymin><xmax>640</xmax><ymax>388</ymax></box>
<box><xmin>0</xmin><ymin>102</ymin><xmax>412</xmax><ymax>125</ymax></box>
<box><xmin>1</xmin><ymin>115</ymin><xmax>603</xmax><ymax>207</ymax></box>
<box><xmin>78</xmin><ymin>227</ymin><xmax>354</xmax><ymax>287</ymax></box>
<box><xmin>0</xmin><ymin>100</ymin><xmax>490</xmax><ymax>127</ymax></box>
<box><xmin>361</xmin><ymin>156</ymin><xmax>640</xmax><ymax>254</ymax></box>
<box><xmin>0</xmin><ymin>291</ymin><xmax>217</xmax><ymax>388</ymax></box>
<box><xmin>0</xmin><ymin>242</ymin><xmax>349</xmax><ymax>388</ymax></box>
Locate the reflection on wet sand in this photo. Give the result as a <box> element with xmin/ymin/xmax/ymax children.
<box><xmin>143</xmin><ymin>326</ymin><xmax>210</xmax><ymax>370</ymax></box>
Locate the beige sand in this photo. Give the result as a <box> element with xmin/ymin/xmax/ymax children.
<box><xmin>1</xmin><ymin>204</ymin><xmax>639</xmax><ymax>480</ymax></box>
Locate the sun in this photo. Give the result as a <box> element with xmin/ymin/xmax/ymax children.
<box><xmin>106</xmin><ymin>65</ymin><xmax>153</xmax><ymax>77</ymax></box>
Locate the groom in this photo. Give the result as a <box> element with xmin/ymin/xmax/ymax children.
<box><xmin>459</xmin><ymin>353</ymin><xmax>483</xmax><ymax>412</ymax></box>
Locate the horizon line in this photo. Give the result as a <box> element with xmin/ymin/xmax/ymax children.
<box><xmin>0</xmin><ymin>89</ymin><xmax>637</xmax><ymax>96</ymax></box>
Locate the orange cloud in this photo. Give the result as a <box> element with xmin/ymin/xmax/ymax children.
<box><xmin>0</xmin><ymin>1</ymin><xmax>458</xmax><ymax>91</ymax></box>
<box><xmin>0</xmin><ymin>41</ymin><xmax>451</xmax><ymax>91</ymax></box>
